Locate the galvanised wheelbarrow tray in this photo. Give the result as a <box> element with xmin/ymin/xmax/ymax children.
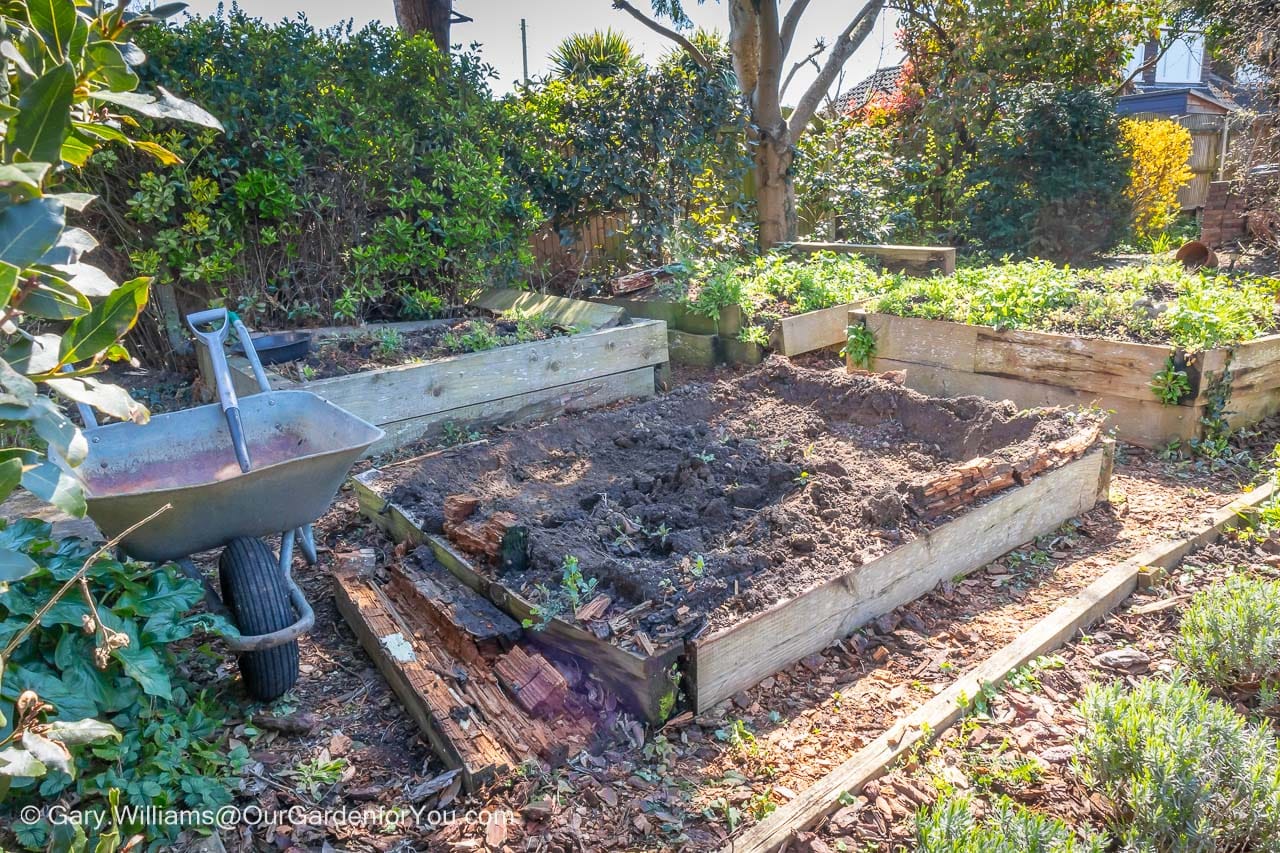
<box><xmin>78</xmin><ymin>308</ymin><xmax>383</xmax><ymax>700</ymax></box>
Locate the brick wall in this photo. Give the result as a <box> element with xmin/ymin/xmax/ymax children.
<box><xmin>1200</xmin><ymin>180</ymin><xmax>1248</xmax><ymax>247</ymax></box>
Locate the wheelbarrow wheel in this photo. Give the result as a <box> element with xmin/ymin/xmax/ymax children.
<box><xmin>219</xmin><ymin>537</ymin><xmax>299</xmax><ymax>701</ymax></box>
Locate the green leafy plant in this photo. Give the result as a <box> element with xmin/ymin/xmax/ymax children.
<box><xmin>842</xmin><ymin>324</ymin><xmax>877</xmax><ymax>369</ymax></box>
<box><xmin>738</xmin><ymin>325</ymin><xmax>769</xmax><ymax>346</ymax></box>
<box><xmin>549</xmin><ymin>29</ymin><xmax>644</xmax><ymax>81</ymax></box>
<box><xmin>1175</xmin><ymin>573</ymin><xmax>1280</xmax><ymax>700</ymax></box>
<box><xmin>0</xmin><ymin>0</ymin><xmax>219</xmax><ymax>523</ymax></box>
<box><xmin>441</xmin><ymin>320</ymin><xmax>502</xmax><ymax>354</ymax></box>
<box><xmin>374</xmin><ymin>327</ymin><xmax>404</xmax><ymax>359</ymax></box>
<box><xmin>521</xmin><ymin>555</ymin><xmax>598</xmax><ymax>631</ymax></box>
<box><xmin>915</xmin><ymin>794</ymin><xmax>1106</xmax><ymax>852</ymax></box>
<box><xmin>287</xmin><ymin>755</ymin><xmax>348</xmax><ymax>799</ymax></box>
<box><xmin>1076</xmin><ymin>675</ymin><xmax>1280</xmax><ymax>850</ymax></box>
<box><xmin>1150</xmin><ymin>357</ymin><xmax>1191</xmax><ymax>406</ymax></box>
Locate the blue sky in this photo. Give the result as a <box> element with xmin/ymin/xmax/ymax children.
<box><xmin>176</xmin><ymin>1</ymin><xmax>903</xmax><ymax>102</ymax></box>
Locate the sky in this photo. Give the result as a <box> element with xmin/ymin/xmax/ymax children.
<box><xmin>176</xmin><ymin>1</ymin><xmax>905</xmax><ymax>104</ymax></box>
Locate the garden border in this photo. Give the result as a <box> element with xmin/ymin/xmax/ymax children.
<box><xmin>848</xmin><ymin>309</ymin><xmax>1280</xmax><ymax>449</ymax></box>
<box><xmin>724</xmin><ymin>479</ymin><xmax>1277</xmax><ymax>852</ymax></box>
<box><xmin>198</xmin><ymin>295</ymin><xmax>668</xmax><ymax>455</ymax></box>
<box><xmin>352</xmin><ymin>432</ymin><xmax>1111</xmax><ymax>723</ymax></box>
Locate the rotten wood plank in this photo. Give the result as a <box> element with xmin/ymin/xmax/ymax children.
<box><xmin>494</xmin><ymin>645</ymin><xmax>569</xmax><ymax>718</ymax></box>
<box><xmin>332</xmin><ymin>568</ymin><xmax>512</xmax><ymax>790</ymax></box>
<box><xmin>691</xmin><ymin>444</ymin><xmax>1111</xmax><ymax>712</ymax></box>
<box><xmin>724</xmin><ymin>479</ymin><xmax>1277</xmax><ymax>853</ymax></box>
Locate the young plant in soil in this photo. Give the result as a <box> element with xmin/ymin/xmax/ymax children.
<box><xmin>522</xmin><ymin>556</ymin><xmax>598</xmax><ymax>631</ymax></box>
<box><xmin>1149</xmin><ymin>356</ymin><xmax>1191</xmax><ymax>406</ymax></box>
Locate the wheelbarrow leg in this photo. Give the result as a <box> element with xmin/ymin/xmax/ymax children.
<box><xmin>297</xmin><ymin>525</ymin><xmax>317</xmax><ymax>566</ymax></box>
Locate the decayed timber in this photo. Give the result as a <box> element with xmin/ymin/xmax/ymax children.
<box><xmin>784</xmin><ymin>242</ymin><xmax>957</xmax><ymax>275</ymax></box>
<box><xmin>848</xmin><ymin>310</ymin><xmax>1278</xmax><ymax>449</ymax></box>
<box><xmin>209</xmin><ymin>319</ymin><xmax>667</xmax><ymax>454</ymax></box>
<box><xmin>331</xmin><ymin>566</ymin><xmax>512</xmax><ymax>790</ymax></box>
<box><xmin>690</xmin><ymin>442</ymin><xmax>1111</xmax><ymax>712</ymax></box>
<box><xmin>726</xmin><ymin>479</ymin><xmax>1277</xmax><ymax>853</ymax></box>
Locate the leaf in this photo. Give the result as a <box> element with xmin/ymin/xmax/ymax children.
<box><xmin>47</xmin><ymin>192</ymin><xmax>95</xmax><ymax>212</ymax></box>
<box><xmin>0</xmin><ymin>261</ymin><xmax>17</xmax><ymax>307</ymax></box>
<box><xmin>59</xmin><ymin>276</ymin><xmax>148</xmax><ymax>367</ymax></box>
<box><xmin>44</xmin><ymin>376</ymin><xmax>147</xmax><ymax>423</ymax></box>
<box><xmin>9</xmin><ymin>61</ymin><xmax>74</xmax><ymax>163</ymax></box>
<box><xmin>0</xmin><ymin>197</ymin><xmax>64</xmax><ymax>269</ymax></box>
<box><xmin>130</xmin><ymin>139</ymin><xmax>181</xmax><ymax>166</ymax></box>
<box><xmin>21</xmin><ymin>458</ymin><xmax>86</xmax><ymax>518</ymax></box>
<box><xmin>84</xmin><ymin>39</ymin><xmax>137</xmax><ymax>91</ymax></box>
<box><xmin>88</xmin><ymin>86</ymin><xmax>223</xmax><ymax>131</ymax></box>
<box><xmin>39</xmin><ymin>226</ymin><xmax>97</xmax><ymax>265</ymax></box>
<box><xmin>58</xmin><ymin>133</ymin><xmax>93</xmax><ymax>167</ymax></box>
<box><xmin>45</xmin><ymin>718</ymin><xmax>120</xmax><ymax>746</ymax></box>
<box><xmin>26</xmin><ymin>0</ymin><xmax>77</xmax><ymax>60</ymax></box>
<box><xmin>0</xmin><ymin>41</ymin><xmax>35</xmax><ymax>77</ymax></box>
<box><xmin>0</xmin><ymin>455</ymin><xmax>20</xmax><ymax>500</ymax></box>
<box><xmin>20</xmin><ymin>731</ymin><xmax>72</xmax><ymax>777</ymax></box>
<box><xmin>0</xmin><ymin>357</ymin><xmax>37</xmax><ymax>406</ymax></box>
<box><xmin>0</xmin><ymin>746</ymin><xmax>47</xmax><ymax>779</ymax></box>
<box><xmin>51</xmin><ymin>263</ymin><xmax>116</xmax><ymax>297</ymax></box>
<box><xmin>0</xmin><ymin>546</ymin><xmax>38</xmax><ymax>582</ymax></box>
<box><xmin>5</xmin><ymin>333</ymin><xmax>62</xmax><ymax>375</ymax></box>
<box><xmin>0</xmin><ymin>162</ymin><xmax>51</xmax><ymax>197</ymax></box>
<box><xmin>19</xmin><ymin>276</ymin><xmax>88</xmax><ymax>320</ymax></box>
<box><xmin>115</xmin><ymin>645</ymin><xmax>172</xmax><ymax>700</ymax></box>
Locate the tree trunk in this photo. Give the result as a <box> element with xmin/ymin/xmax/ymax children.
<box><xmin>755</xmin><ymin>131</ymin><xmax>797</xmax><ymax>248</ymax></box>
<box><xmin>394</xmin><ymin>0</ymin><xmax>452</xmax><ymax>53</ymax></box>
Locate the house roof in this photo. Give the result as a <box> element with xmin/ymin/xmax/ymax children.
<box><xmin>831</xmin><ymin>65</ymin><xmax>906</xmax><ymax>115</ymax></box>
<box><xmin>1117</xmin><ymin>87</ymin><xmax>1238</xmax><ymax>115</ymax></box>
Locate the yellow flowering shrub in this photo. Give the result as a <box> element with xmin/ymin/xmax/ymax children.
<box><xmin>1120</xmin><ymin>117</ymin><xmax>1194</xmax><ymax>241</ymax></box>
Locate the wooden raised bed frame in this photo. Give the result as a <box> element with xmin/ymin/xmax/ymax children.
<box><xmin>849</xmin><ymin>309</ymin><xmax>1280</xmax><ymax>449</ymax></box>
<box><xmin>198</xmin><ymin>291</ymin><xmax>668</xmax><ymax>454</ymax></box>
<box><xmin>354</xmin><ymin>435</ymin><xmax>1112</xmax><ymax>724</ymax></box>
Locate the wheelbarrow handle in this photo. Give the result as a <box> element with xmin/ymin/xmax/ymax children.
<box><xmin>187</xmin><ymin>308</ymin><xmax>252</xmax><ymax>473</ymax></box>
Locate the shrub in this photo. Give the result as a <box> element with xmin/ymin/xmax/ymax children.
<box><xmin>84</xmin><ymin>10</ymin><xmax>541</xmax><ymax>340</ymax></box>
<box><xmin>915</xmin><ymin>794</ymin><xmax>1107</xmax><ymax>853</ymax></box>
<box><xmin>1175</xmin><ymin>573</ymin><xmax>1280</xmax><ymax>696</ymax></box>
<box><xmin>1120</xmin><ymin>118</ymin><xmax>1194</xmax><ymax>244</ymax></box>
<box><xmin>1076</xmin><ymin>675</ymin><xmax>1280</xmax><ymax>851</ymax></box>
<box><xmin>964</xmin><ymin>86</ymin><xmax>1131</xmax><ymax>262</ymax></box>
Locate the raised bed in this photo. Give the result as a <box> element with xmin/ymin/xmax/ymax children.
<box><xmin>198</xmin><ymin>290</ymin><xmax>668</xmax><ymax>454</ymax></box>
<box><xmin>353</xmin><ymin>360</ymin><xmax>1111</xmax><ymax>724</ymax></box>
<box><xmin>849</xmin><ymin>309</ymin><xmax>1280</xmax><ymax>449</ymax></box>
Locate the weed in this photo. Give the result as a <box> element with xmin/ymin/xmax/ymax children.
<box><xmin>287</xmin><ymin>755</ymin><xmax>348</xmax><ymax>799</ymax></box>
<box><xmin>1004</xmin><ymin>654</ymin><xmax>1065</xmax><ymax>693</ymax></box>
<box><xmin>1076</xmin><ymin>675</ymin><xmax>1280</xmax><ymax>850</ymax></box>
<box><xmin>738</xmin><ymin>325</ymin><xmax>770</xmax><ymax>346</ymax></box>
<box><xmin>689</xmin><ymin>554</ymin><xmax>707</xmax><ymax>578</ymax></box>
<box><xmin>842</xmin><ymin>324</ymin><xmax>876</xmax><ymax>368</ymax></box>
<box><xmin>1150</xmin><ymin>356</ymin><xmax>1191</xmax><ymax>405</ymax></box>
<box><xmin>442</xmin><ymin>320</ymin><xmax>502</xmax><ymax>353</ymax></box>
<box><xmin>915</xmin><ymin>794</ymin><xmax>1107</xmax><ymax>852</ymax></box>
<box><xmin>747</xmin><ymin>789</ymin><xmax>778</xmax><ymax>820</ymax></box>
<box><xmin>1175</xmin><ymin>573</ymin><xmax>1280</xmax><ymax>699</ymax></box>
<box><xmin>704</xmin><ymin>797</ymin><xmax>742</xmax><ymax>832</ymax></box>
<box><xmin>794</xmin><ymin>470</ymin><xmax>814</xmax><ymax>487</ymax></box>
<box><xmin>441</xmin><ymin>421</ymin><xmax>482</xmax><ymax>446</ymax></box>
<box><xmin>522</xmin><ymin>555</ymin><xmax>598</xmax><ymax>631</ymax></box>
<box><xmin>374</xmin><ymin>327</ymin><xmax>404</xmax><ymax>359</ymax></box>
<box><xmin>694</xmin><ymin>451</ymin><xmax>716</xmax><ymax>463</ymax></box>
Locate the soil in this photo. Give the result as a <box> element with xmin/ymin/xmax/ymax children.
<box><xmin>808</xmin><ymin>532</ymin><xmax>1280</xmax><ymax>853</ymax></box>
<box><xmin>385</xmin><ymin>357</ymin><xmax>1101</xmax><ymax>646</ymax></box>
<box><xmin>274</xmin><ymin>314</ymin><xmax>568</xmax><ymax>382</ymax></box>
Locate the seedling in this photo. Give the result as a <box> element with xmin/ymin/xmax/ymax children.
<box><xmin>522</xmin><ymin>555</ymin><xmax>598</xmax><ymax>630</ymax></box>
<box><xmin>694</xmin><ymin>451</ymin><xmax>716</xmax><ymax>463</ymax></box>
<box><xmin>794</xmin><ymin>470</ymin><xmax>814</xmax><ymax>486</ymax></box>
<box><xmin>689</xmin><ymin>554</ymin><xmax>706</xmax><ymax>578</ymax></box>
<box><xmin>738</xmin><ymin>325</ymin><xmax>769</xmax><ymax>346</ymax></box>
<box><xmin>841</xmin><ymin>324</ymin><xmax>876</xmax><ymax>369</ymax></box>
<box><xmin>1150</xmin><ymin>357</ymin><xmax>1191</xmax><ymax>405</ymax></box>
<box><xmin>287</xmin><ymin>755</ymin><xmax>348</xmax><ymax>798</ymax></box>
<box><xmin>374</xmin><ymin>327</ymin><xmax>404</xmax><ymax>359</ymax></box>
<box><xmin>441</xmin><ymin>421</ymin><xmax>481</xmax><ymax>446</ymax></box>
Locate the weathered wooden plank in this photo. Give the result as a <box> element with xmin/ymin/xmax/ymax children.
<box><xmin>725</xmin><ymin>479</ymin><xmax>1277</xmax><ymax>853</ymax></box>
<box><xmin>972</xmin><ymin>327</ymin><xmax>1173</xmax><ymax>401</ymax></box>
<box><xmin>668</xmin><ymin>330</ymin><xmax>721</xmax><ymax>366</ymax></box>
<box><xmin>591</xmin><ymin>297</ymin><xmax>742</xmax><ymax>336</ymax></box>
<box><xmin>786</xmin><ymin>242</ymin><xmax>957</xmax><ymax>275</ymax></box>
<box><xmin>471</xmin><ymin>288</ymin><xmax>625</xmax><ymax>331</ymax></box>
<box><xmin>857</xmin><ymin>311</ymin><xmax>978</xmax><ymax>370</ymax></box>
<box><xmin>772</xmin><ymin>303</ymin><xmax>864</xmax><ymax>356</ymax></box>
<box><xmin>871</xmin><ymin>355</ymin><xmax>1202</xmax><ymax>449</ymax></box>
<box><xmin>426</xmin><ymin>535</ymin><xmax>683</xmax><ymax>725</ymax></box>
<box><xmin>691</xmin><ymin>446</ymin><xmax>1109</xmax><ymax>712</ymax></box>
<box><xmin>388</xmin><ymin>550</ymin><xmax>522</xmax><ymax>661</ymax></box>
<box><xmin>372</xmin><ymin>366</ymin><xmax>657</xmax><ymax>454</ymax></box>
<box><xmin>300</xmin><ymin>319</ymin><xmax>667</xmax><ymax>419</ymax></box>
<box><xmin>722</xmin><ymin>337</ymin><xmax>765</xmax><ymax>365</ymax></box>
<box><xmin>332</xmin><ymin>568</ymin><xmax>512</xmax><ymax>790</ymax></box>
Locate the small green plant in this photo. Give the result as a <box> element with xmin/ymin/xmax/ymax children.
<box><xmin>747</xmin><ymin>789</ymin><xmax>778</xmax><ymax>820</ymax></box>
<box><xmin>374</xmin><ymin>327</ymin><xmax>405</xmax><ymax>359</ymax></box>
<box><xmin>841</xmin><ymin>324</ymin><xmax>877</xmax><ymax>369</ymax></box>
<box><xmin>1004</xmin><ymin>654</ymin><xmax>1065</xmax><ymax>693</ymax></box>
<box><xmin>715</xmin><ymin>718</ymin><xmax>756</xmax><ymax>752</ymax></box>
<box><xmin>915</xmin><ymin>794</ymin><xmax>1107</xmax><ymax>852</ymax></box>
<box><xmin>288</xmin><ymin>755</ymin><xmax>348</xmax><ymax>799</ymax></box>
<box><xmin>1076</xmin><ymin>675</ymin><xmax>1280</xmax><ymax>850</ymax></box>
<box><xmin>442</xmin><ymin>320</ymin><xmax>502</xmax><ymax>353</ymax></box>
<box><xmin>704</xmin><ymin>796</ymin><xmax>742</xmax><ymax>832</ymax></box>
<box><xmin>1150</xmin><ymin>357</ymin><xmax>1192</xmax><ymax>405</ymax></box>
<box><xmin>689</xmin><ymin>554</ymin><xmax>707</xmax><ymax>578</ymax></box>
<box><xmin>522</xmin><ymin>556</ymin><xmax>598</xmax><ymax>631</ymax></box>
<box><xmin>794</xmin><ymin>470</ymin><xmax>814</xmax><ymax>486</ymax></box>
<box><xmin>441</xmin><ymin>421</ymin><xmax>482</xmax><ymax>446</ymax></box>
<box><xmin>738</xmin><ymin>325</ymin><xmax>770</xmax><ymax>346</ymax></box>
<box><xmin>659</xmin><ymin>663</ymin><xmax>681</xmax><ymax>721</ymax></box>
<box><xmin>1175</xmin><ymin>573</ymin><xmax>1280</xmax><ymax>699</ymax></box>
<box><xmin>300</xmin><ymin>363</ymin><xmax>318</xmax><ymax>381</ymax></box>
<box><xmin>694</xmin><ymin>451</ymin><xmax>716</xmax><ymax>463</ymax></box>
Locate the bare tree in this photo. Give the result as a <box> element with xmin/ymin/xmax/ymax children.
<box><xmin>395</xmin><ymin>0</ymin><xmax>454</xmax><ymax>53</ymax></box>
<box><xmin>613</xmin><ymin>0</ymin><xmax>886</xmax><ymax>246</ymax></box>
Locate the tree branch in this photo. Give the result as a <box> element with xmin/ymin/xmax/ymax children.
<box><xmin>755</xmin><ymin>0</ymin><xmax>786</xmax><ymax>128</ymax></box>
<box><xmin>780</xmin><ymin>0</ymin><xmax>811</xmax><ymax>59</ymax></box>
<box><xmin>790</xmin><ymin>0</ymin><xmax>884</xmax><ymax>139</ymax></box>
<box><xmin>610</xmin><ymin>0</ymin><xmax>711</xmax><ymax>70</ymax></box>
<box><xmin>1111</xmin><ymin>28</ymin><xmax>1188</xmax><ymax>96</ymax></box>
<box><xmin>781</xmin><ymin>40</ymin><xmax>825</xmax><ymax>99</ymax></box>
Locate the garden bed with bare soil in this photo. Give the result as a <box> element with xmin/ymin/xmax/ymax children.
<box><xmin>272</xmin><ymin>311</ymin><xmax>570</xmax><ymax>381</ymax></box>
<box><xmin>354</xmin><ymin>358</ymin><xmax>1109</xmax><ymax>720</ymax></box>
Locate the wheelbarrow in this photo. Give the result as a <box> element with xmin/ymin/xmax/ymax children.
<box><xmin>76</xmin><ymin>308</ymin><xmax>384</xmax><ymax>700</ymax></box>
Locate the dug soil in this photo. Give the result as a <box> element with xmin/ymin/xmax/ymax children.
<box><xmin>386</xmin><ymin>358</ymin><xmax>1101</xmax><ymax>646</ymax></box>
<box><xmin>275</xmin><ymin>313</ymin><xmax>568</xmax><ymax>381</ymax></box>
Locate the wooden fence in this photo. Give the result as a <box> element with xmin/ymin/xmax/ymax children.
<box><xmin>1127</xmin><ymin>111</ymin><xmax>1234</xmax><ymax>210</ymax></box>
